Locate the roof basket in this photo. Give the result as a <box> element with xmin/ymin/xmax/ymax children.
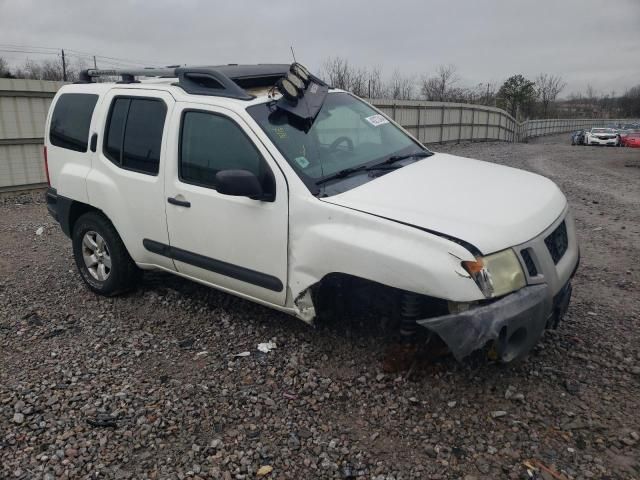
<box><xmin>78</xmin><ymin>64</ymin><xmax>295</xmax><ymax>100</ymax></box>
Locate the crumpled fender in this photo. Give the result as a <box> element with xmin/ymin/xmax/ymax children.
<box><xmin>286</xmin><ymin>196</ymin><xmax>485</xmax><ymax>313</ymax></box>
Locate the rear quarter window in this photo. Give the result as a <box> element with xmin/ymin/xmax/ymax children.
<box><xmin>49</xmin><ymin>93</ymin><xmax>99</xmax><ymax>152</ymax></box>
<box><xmin>103</xmin><ymin>96</ymin><xmax>167</xmax><ymax>176</ymax></box>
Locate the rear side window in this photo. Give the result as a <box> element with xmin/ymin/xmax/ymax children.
<box><xmin>49</xmin><ymin>93</ymin><xmax>98</xmax><ymax>152</ymax></box>
<box><xmin>179</xmin><ymin>111</ymin><xmax>266</xmax><ymax>188</ymax></box>
<box><xmin>103</xmin><ymin>97</ymin><xmax>166</xmax><ymax>175</ymax></box>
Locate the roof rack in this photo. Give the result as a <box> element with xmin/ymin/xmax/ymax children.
<box><xmin>78</xmin><ymin>64</ymin><xmax>292</xmax><ymax>100</ymax></box>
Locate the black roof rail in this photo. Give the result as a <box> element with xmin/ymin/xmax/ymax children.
<box><xmin>78</xmin><ymin>64</ymin><xmax>293</xmax><ymax>100</ymax></box>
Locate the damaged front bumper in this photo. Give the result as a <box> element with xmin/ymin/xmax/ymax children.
<box><xmin>417</xmin><ymin>283</ymin><xmax>572</xmax><ymax>362</ymax></box>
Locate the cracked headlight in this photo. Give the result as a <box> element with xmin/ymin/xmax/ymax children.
<box><xmin>462</xmin><ymin>249</ymin><xmax>526</xmax><ymax>298</ymax></box>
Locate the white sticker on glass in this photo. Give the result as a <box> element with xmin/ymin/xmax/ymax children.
<box><xmin>365</xmin><ymin>114</ymin><xmax>389</xmax><ymax>127</ymax></box>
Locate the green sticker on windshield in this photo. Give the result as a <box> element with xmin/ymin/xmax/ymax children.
<box><xmin>295</xmin><ymin>156</ymin><xmax>310</xmax><ymax>168</ymax></box>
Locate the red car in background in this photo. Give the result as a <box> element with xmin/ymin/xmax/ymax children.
<box><xmin>621</xmin><ymin>132</ymin><xmax>640</xmax><ymax>147</ymax></box>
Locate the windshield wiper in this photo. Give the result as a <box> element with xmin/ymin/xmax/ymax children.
<box><xmin>315</xmin><ymin>150</ymin><xmax>432</xmax><ymax>186</ymax></box>
<box><xmin>367</xmin><ymin>150</ymin><xmax>432</xmax><ymax>170</ymax></box>
<box><xmin>315</xmin><ymin>165</ymin><xmax>369</xmax><ymax>185</ymax></box>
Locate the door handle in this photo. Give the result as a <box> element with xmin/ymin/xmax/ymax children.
<box><xmin>167</xmin><ymin>196</ymin><xmax>191</xmax><ymax>208</ymax></box>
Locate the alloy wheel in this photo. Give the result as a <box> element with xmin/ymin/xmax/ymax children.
<box><xmin>82</xmin><ymin>231</ymin><xmax>112</xmax><ymax>281</ymax></box>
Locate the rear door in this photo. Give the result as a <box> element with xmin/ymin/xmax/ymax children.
<box><xmin>86</xmin><ymin>89</ymin><xmax>176</xmax><ymax>270</ymax></box>
<box><xmin>162</xmin><ymin>102</ymin><xmax>289</xmax><ymax>306</ymax></box>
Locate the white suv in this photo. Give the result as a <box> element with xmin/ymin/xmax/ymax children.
<box><xmin>44</xmin><ymin>63</ymin><xmax>579</xmax><ymax>362</ymax></box>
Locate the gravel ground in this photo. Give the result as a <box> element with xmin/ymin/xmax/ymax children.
<box><xmin>1</xmin><ymin>134</ymin><xmax>639</xmax><ymax>479</ymax></box>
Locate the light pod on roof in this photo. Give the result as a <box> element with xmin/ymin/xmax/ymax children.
<box><xmin>287</xmin><ymin>72</ymin><xmax>305</xmax><ymax>91</ymax></box>
<box><xmin>290</xmin><ymin>63</ymin><xmax>311</xmax><ymax>86</ymax></box>
<box><xmin>276</xmin><ymin>63</ymin><xmax>314</xmax><ymax>105</ymax></box>
<box><xmin>275</xmin><ymin>63</ymin><xmax>328</xmax><ymax>125</ymax></box>
<box><xmin>275</xmin><ymin>76</ymin><xmax>301</xmax><ymax>104</ymax></box>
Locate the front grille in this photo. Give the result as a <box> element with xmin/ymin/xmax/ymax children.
<box><xmin>545</xmin><ymin>221</ymin><xmax>568</xmax><ymax>264</ymax></box>
<box><xmin>520</xmin><ymin>249</ymin><xmax>538</xmax><ymax>276</ymax></box>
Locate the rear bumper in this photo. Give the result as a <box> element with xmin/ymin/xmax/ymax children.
<box><xmin>45</xmin><ymin>187</ymin><xmax>72</xmax><ymax>237</ymax></box>
<box><xmin>46</xmin><ymin>187</ymin><xmax>59</xmax><ymax>221</ymax></box>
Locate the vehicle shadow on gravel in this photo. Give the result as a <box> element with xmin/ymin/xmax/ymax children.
<box><xmin>136</xmin><ymin>270</ymin><xmax>519</xmax><ymax>378</ymax></box>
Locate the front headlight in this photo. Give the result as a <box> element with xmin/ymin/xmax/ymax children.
<box><xmin>462</xmin><ymin>249</ymin><xmax>526</xmax><ymax>298</ymax></box>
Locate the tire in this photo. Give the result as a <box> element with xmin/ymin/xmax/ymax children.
<box><xmin>72</xmin><ymin>211</ymin><xmax>140</xmax><ymax>296</ymax></box>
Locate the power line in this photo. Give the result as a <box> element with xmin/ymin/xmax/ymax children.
<box><xmin>0</xmin><ymin>43</ymin><xmax>171</xmax><ymax>68</ymax></box>
<box><xmin>0</xmin><ymin>48</ymin><xmax>59</xmax><ymax>56</ymax></box>
<box><xmin>0</xmin><ymin>43</ymin><xmax>60</xmax><ymax>52</ymax></box>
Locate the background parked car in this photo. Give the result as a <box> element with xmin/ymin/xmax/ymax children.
<box><xmin>621</xmin><ymin>132</ymin><xmax>640</xmax><ymax>147</ymax></box>
<box><xmin>570</xmin><ymin>130</ymin><xmax>586</xmax><ymax>145</ymax></box>
<box><xmin>584</xmin><ymin>127</ymin><xmax>619</xmax><ymax>146</ymax></box>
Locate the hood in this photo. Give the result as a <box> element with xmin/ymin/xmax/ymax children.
<box><xmin>322</xmin><ymin>153</ymin><xmax>566</xmax><ymax>254</ymax></box>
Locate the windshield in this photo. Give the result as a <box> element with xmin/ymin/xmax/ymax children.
<box><xmin>592</xmin><ymin>128</ymin><xmax>614</xmax><ymax>133</ymax></box>
<box><xmin>247</xmin><ymin>92</ymin><xmax>424</xmax><ymax>194</ymax></box>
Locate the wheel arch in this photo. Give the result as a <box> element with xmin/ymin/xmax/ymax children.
<box><xmin>293</xmin><ymin>271</ymin><xmax>450</xmax><ymax>325</ymax></box>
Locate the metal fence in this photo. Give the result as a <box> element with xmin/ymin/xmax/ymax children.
<box><xmin>371</xmin><ymin>99</ymin><xmax>519</xmax><ymax>144</ymax></box>
<box><xmin>0</xmin><ymin>79</ymin><xmax>636</xmax><ymax>191</ymax></box>
<box><xmin>371</xmin><ymin>99</ymin><xmax>634</xmax><ymax>144</ymax></box>
<box><xmin>517</xmin><ymin>117</ymin><xmax>631</xmax><ymax>140</ymax></box>
<box><xmin>0</xmin><ymin>78</ymin><xmax>62</xmax><ymax>191</ymax></box>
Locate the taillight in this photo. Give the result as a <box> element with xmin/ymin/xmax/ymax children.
<box><xmin>43</xmin><ymin>146</ymin><xmax>50</xmax><ymax>186</ymax></box>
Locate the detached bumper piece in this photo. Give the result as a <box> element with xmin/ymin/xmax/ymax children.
<box><xmin>417</xmin><ymin>285</ymin><xmax>554</xmax><ymax>363</ymax></box>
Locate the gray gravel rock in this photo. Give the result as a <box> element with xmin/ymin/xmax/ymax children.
<box><xmin>1</xmin><ymin>135</ymin><xmax>640</xmax><ymax>478</ymax></box>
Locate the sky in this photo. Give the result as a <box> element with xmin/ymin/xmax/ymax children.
<box><xmin>1</xmin><ymin>0</ymin><xmax>639</xmax><ymax>97</ymax></box>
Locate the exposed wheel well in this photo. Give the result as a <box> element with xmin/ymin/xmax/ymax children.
<box><xmin>67</xmin><ymin>201</ymin><xmax>101</xmax><ymax>235</ymax></box>
<box><xmin>309</xmin><ymin>273</ymin><xmax>449</xmax><ymax>327</ymax></box>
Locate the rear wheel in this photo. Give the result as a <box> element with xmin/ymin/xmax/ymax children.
<box><xmin>72</xmin><ymin>212</ymin><xmax>140</xmax><ymax>295</ymax></box>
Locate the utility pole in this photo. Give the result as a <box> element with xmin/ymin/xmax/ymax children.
<box><xmin>61</xmin><ymin>49</ymin><xmax>67</xmax><ymax>81</ymax></box>
<box><xmin>93</xmin><ymin>56</ymin><xmax>97</xmax><ymax>69</ymax></box>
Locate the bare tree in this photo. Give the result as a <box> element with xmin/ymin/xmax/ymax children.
<box><xmin>10</xmin><ymin>57</ymin><xmax>87</xmax><ymax>82</ymax></box>
<box><xmin>386</xmin><ymin>69</ymin><xmax>414</xmax><ymax>100</ymax></box>
<box><xmin>535</xmin><ymin>74</ymin><xmax>566</xmax><ymax>117</ymax></box>
<box><xmin>0</xmin><ymin>57</ymin><xmax>13</xmax><ymax>78</ymax></box>
<box><xmin>618</xmin><ymin>84</ymin><xmax>640</xmax><ymax>117</ymax></box>
<box><xmin>366</xmin><ymin>66</ymin><xmax>385</xmax><ymax>99</ymax></box>
<box><xmin>321</xmin><ymin>57</ymin><xmax>389</xmax><ymax>99</ymax></box>
<box><xmin>321</xmin><ymin>57</ymin><xmax>351</xmax><ymax>90</ymax></box>
<box><xmin>419</xmin><ymin>64</ymin><xmax>459</xmax><ymax>101</ymax></box>
<box><xmin>348</xmin><ymin>66</ymin><xmax>369</xmax><ymax>98</ymax></box>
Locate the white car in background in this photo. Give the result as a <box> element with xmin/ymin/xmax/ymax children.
<box><xmin>584</xmin><ymin>128</ymin><xmax>619</xmax><ymax>146</ymax></box>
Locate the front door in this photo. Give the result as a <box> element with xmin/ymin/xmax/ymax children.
<box><xmin>162</xmin><ymin>103</ymin><xmax>289</xmax><ymax>306</ymax></box>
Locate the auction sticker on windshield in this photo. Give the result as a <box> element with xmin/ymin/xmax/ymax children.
<box><xmin>365</xmin><ymin>114</ymin><xmax>389</xmax><ymax>127</ymax></box>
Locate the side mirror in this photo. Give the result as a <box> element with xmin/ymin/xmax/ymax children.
<box><xmin>215</xmin><ymin>169</ymin><xmax>273</xmax><ymax>201</ymax></box>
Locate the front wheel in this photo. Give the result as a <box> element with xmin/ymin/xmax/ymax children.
<box><xmin>72</xmin><ymin>212</ymin><xmax>140</xmax><ymax>296</ymax></box>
